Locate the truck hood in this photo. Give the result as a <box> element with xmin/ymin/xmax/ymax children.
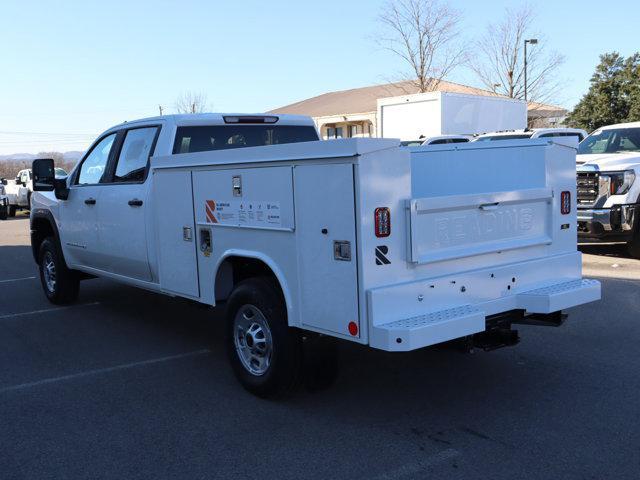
<box><xmin>577</xmin><ymin>152</ymin><xmax>640</xmax><ymax>171</ymax></box>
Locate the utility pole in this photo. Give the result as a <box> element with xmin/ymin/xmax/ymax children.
<box><xmin>158</xmin><ymin>105</ymin><xmax>163</xmax><ymax>116</ymax></box>
<box><xmin>524</xmin><ymin>38</ymin><xmax>538</xmax><ymax>101</ymax></box>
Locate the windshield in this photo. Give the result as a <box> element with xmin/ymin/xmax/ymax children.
<box><xmin>578</xmin><ymin>127</ymin><xmax>640</xmax><ymax>155</ymax></box>
<box><xmin>475</xmin><ymin>134</ymin><xmax>532</xmax><ymax>142</ymax></box>
<box><xmin>173</xmin><ymin>125</ymin><xmax>319</xmax><ymax>154</ymax></box>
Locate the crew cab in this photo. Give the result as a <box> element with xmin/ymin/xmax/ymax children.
<box><xmin>576</xmin><ymin>122</ymin><xmax>640</xmax><ymax>256</ymax></box>
<box><xmin>30</xmin><ymin>113</ymin><xmax>600</xmax><ymax>397</ymax></box>
<box><xmin>474</xmin><ymin>128</ymin><xmax>587</xmax><ymax>143</ymax></box>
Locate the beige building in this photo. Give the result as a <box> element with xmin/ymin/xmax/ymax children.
<box><xmin>270</xmin><ymin>80</ymin><xmax>567</xmax><ymax>139</ymax></box>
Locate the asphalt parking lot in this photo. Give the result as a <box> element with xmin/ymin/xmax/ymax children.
<box><xmin>1</xmin><ymin>216</ymin><xmax>639</xmax><ymax>480</ymax></box>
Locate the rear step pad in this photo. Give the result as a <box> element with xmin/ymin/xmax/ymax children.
<box><xmin>371</xmin><ymin>305</ymin><xmax>485</xmax><ymax>352</ymax></box>
<box><xmin>516</xmin><ymin>279</ymin><xmax>601</xmax><ymax>314</ymax></box>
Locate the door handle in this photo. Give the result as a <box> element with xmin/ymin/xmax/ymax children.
<box><xmin>479</xmin><ymin>202</ymin><xmax>499</xmax><ymax>211</ymax></box>
<box><xmin>128</xmin><ymin>199</ymin><xmax>143</xmax><ymax>207</ymax></box>
<box><xmin>84</xmin><ymin>198</ymin><xmax>96</xmax><ymax>205</ymax></box>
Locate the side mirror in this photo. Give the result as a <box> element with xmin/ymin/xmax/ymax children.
<box><xmin>32</xmin><ymin>159</ymin><xmax>56</xmax><ymax>192</ymax></box>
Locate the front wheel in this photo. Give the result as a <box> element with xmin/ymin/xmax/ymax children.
<box><xmin>0</xmin><ymin>205</ymin><xmax>7</xmax><ymax>220</ymax></box>
<box><xmin>627</xmin><ymin>228</ymin><xmax>640</xmax><ymax>259</ymax></box>
<box><xmin>8</xmin><ymin>205</ymin><xmax>16</xmax><ymax>217</ymax></box>
<box><xmin>225</xmin><ymin>277</ymin><xmax>302</xmax><ymax>398</ymax></box>
<box><xmin>38</xmin><ymin>238</ymin><xmax>80</xmax><ymax>305</ymax></box>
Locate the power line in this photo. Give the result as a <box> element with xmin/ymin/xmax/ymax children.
<box><xmin>0</xmin><ymin>130</ymin><xmax>96</xmax><ymax>137</ymax></box>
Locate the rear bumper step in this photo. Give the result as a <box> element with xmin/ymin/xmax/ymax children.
<box><xmin>370</xmin><ymin>279</ymin><xmax>601</xmax><ymax>351</ymax></box>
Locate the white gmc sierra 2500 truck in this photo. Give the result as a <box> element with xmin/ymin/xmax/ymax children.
<box><xmin>577</xmin><ymin>122</ymin><xmax>640</xmax><ymax>257</ymax></box>
<box><xmin>30</xmin><ymin>113</ymin><xmax>600</xmax><ymax>397</ymax></box>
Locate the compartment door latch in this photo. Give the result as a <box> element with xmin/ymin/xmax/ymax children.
<box><xmin>333</xmin><ymin>240</ymin><xmax>351</xmax><ymax>261</ymax></box>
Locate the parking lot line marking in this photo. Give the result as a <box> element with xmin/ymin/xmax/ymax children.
<box><xmin>0</xmin><ymin>276</ymin><xmax>37</xmax><ymax>284</ymax></box>
<box><xmin>0</xmin><ymin>349</ymin><xmax>211</xmax><ymax>395</ymax></box>
<box><xmin>0</xmin><ymin>302</ymin><xmax>101</xmax><ymax>321</ymax></box>
<box><xmin>371</xmin><ymin>448</ymin><xmax>460</xmax><ymax>480</ymax></box>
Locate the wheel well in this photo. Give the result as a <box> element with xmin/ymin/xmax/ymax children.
<box><xmin>31</xmin><ymin>217</ymin><xmax>56</xmax><ymax>262</ymax></box>
<box><xmin>214</xmin><ymin>256</ymin><xmax>281</xmax><ymax>302</ymax></box>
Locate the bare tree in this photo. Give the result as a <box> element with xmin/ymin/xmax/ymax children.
<box><xmin>376</xmin><ymin>0</ymin><xmax>466</xmax><ymax>93</ymax></box>
<box><xmin>470</xmin><ymin>5</ymin><xmax>565</xmax><ymax>108</ymax></box>
<box><xmin>174</xmin><ymin>91</ymin><xmax>210</xmax><ymax>114</ymax></box>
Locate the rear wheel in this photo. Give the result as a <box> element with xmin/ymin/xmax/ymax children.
<box><xmin>38</xmin><ymin>238</ymin><xmax>80</xmax><ymax>305</ymax></box>
<box><xmin>0</xmin><ymin>204</ymin><xmax>7</xmax><ymax>220</ymax></box>
<box><xmin>8</xmin><ymin>205</ymin><xmax>16</xmax><ymax>217</ymax></box>
<box><xmin>225</xmin><ymin>277</ymin><xmax>302</xmax><ymax>398</ymax></box>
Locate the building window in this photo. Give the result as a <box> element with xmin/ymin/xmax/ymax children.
<box><xmin>326</xmin><ymin>127</ymin><xmax>344</xmax><ymax>140</ymax></box>
<box><xmin>349</xmin><ymin>125</ymin><xmax>360</xmax><ymax>138</ymax></box>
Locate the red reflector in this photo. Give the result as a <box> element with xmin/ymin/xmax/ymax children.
<box><xmin>375</xmin><ymin>207</ymin><xmax>391</xmax><ymax>237</ymax></box>
<box><xmin>561</xmin><ymin>191</ymin><xmax>571</xmax><ymax>215</ymax></box>
<box><xmin>348</xmin><ymin>321</ymin><xmax>358</xmax><ymax>336</ymax></box>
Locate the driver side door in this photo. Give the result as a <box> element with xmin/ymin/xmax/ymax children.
<box><xmin>59</xmin><ymin>132</ymin><xmax>118</xmax><ymax>269</ymax></box>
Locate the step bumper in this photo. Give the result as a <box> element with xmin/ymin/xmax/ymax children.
<box><xmin>369</xmin><ymin>279</ymin><xmax>601</xmax><ymax>352</ymax></box>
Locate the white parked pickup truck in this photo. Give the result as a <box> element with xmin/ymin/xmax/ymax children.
<box><xmin>474</xmin><ymin>128</ymin><xmax>588</xmax><ymax>143</ymax></box>
<box><xmin>576</xmin><ymin>122</ymin><xmax>640</xmax><ymax>256</ymax></box>
<box><xmin>31</xmin><ymin>113</ymin><xmax>600</xmax><ymax>397</ymax></box>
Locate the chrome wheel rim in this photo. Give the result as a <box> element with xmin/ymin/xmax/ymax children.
<box><xmin>42</xmin><ymin>251</ymin><xmax>56</xmax><ymax>294</ymax></box>
<box><xmin>233</xmin><ymin>304</ymin><xmax>273</xmax><ymax>376</ymax></box>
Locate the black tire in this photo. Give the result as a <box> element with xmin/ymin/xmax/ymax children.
<box><xmin>0</xmin><ymin>205</ymin><xmax>7</xmax><ymax>220</ymax></box>
<box><xmin>38</xmin><ymin>237</ymin><xmax>80</xmax><ymax>305</ymax></box>
<box><xmin>301</xmin><ymin>335</ymin><xmax>340</xmax><ymax>393</ymax></box>
<box><xmin>8</xmin><ymin>205</ymin><xmax>16</xmax><ymax>217</ymax></box>
<box><xmin>627</xmin><ymin>232</ymin><xmax>640</xmax><ymax>259</ymax></box>
<box><xmin>225</xmin><ymin>277</ymin><xmax>302</xmax><ymax>398</ymax></box>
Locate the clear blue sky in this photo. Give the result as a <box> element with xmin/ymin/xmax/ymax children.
<box><xmin>0</xmin><ymin>0</ymin><xmax>638</xmax><ymax>154</ymax></box>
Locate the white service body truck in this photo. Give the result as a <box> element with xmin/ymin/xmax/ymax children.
<box><xmin>576</xmin><ymin>122</ymin><xmax>640</xmax><ymax>257</ymax></box>
<box><xmin>30</xmin><ymin>113</ymin><xmax>600</xmax><ymax>397</ymax></box>
<box><xmin>377</xmin><ymin>91</ymin><xmax>527</xmax><ymax>141</ymax></box>
<box><xmin>4</xmin><ymin>169</ymin><xmax>32</xmax><ymax>216</ymax></box>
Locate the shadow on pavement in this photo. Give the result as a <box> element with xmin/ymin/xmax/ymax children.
<box><xmin>579</xmin><ymin>243</ymin><xmax>632</xmax><ymax>259</ymax></box>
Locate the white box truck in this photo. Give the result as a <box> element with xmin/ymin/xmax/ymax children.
<box><xmin>377</xmin><ymin>91</ymin><xmax>527</xmax><ymax>141</ymax></box>
<box><xmin>30</xmin><ymin>113</ymin><xmax>600</xmax><ymax>398</ymax></box>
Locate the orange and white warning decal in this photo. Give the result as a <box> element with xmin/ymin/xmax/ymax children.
<box><xmin>205</xmin><ymin>200</ymin><xmax>218</xmax><ymax>223</ymax></box>
<box><xmin>204</xmin><ymin>199</ymin><xmax>281</xmax><ymax>227</ymax></box>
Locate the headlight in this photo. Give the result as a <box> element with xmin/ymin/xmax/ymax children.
<box><xmin>606</xmin><ymin>170</ymin><xmax>636</xmax><ymax>195</ymax></box>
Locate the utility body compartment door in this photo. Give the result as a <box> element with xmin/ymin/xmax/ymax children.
<box><xmin>153</xmin><ymin>170</ymin><xmax>199</xmax><ymax>297</ymax></box>
<box><xmin>294</xmin><ymin>164</ymin><xmax>359</xmax><ymax>338</ymax></box>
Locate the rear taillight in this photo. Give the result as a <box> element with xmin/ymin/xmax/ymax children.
<box><xmin>561</xmin><ymin>191</ymin><xmax>571</xmax><ymax>215</ymax></box>
<box><xmin>375</xmin><ymin>207</ymin><xmax>391</xmax><ymax>237</ymax></box>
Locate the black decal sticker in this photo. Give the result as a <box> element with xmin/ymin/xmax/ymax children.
<box><xmin>375</xmin><ymin>245</ymin><xmax>391</xmax><ymax>265</ymax></box>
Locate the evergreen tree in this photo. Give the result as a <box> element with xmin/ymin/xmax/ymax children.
<box><xmin>567</xmin><ymin>52</ymin><xmax>640</xmax><ymax>131</ymax></box>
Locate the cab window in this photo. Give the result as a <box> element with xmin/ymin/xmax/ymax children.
<box><xmin>77</xmin><ymin>133</ymin><xmax>116</xmax><ymax>185</ymax></box>
<box><xmin>173</xmin><ymin>125</ymin><xmax>319</xmax><ymax>154</ymax></box>
<box><xmin>112</xmin><ymin>127</ymin><xmax>159</xmax><ymax>183</ymax></box>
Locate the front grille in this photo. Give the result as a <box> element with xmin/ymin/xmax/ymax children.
<box><xmin>577</xmin><ymin>172</ymin><xmax>599</xmax><ymax>206</ymax></box>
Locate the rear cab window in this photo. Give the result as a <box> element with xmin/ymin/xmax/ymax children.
<box><xmin>112</xmin><ymin>126</ymin><xmax>160</xmax><ymax>183</ymax></box>
<box><xmin>173</xmin><ymin>125</ymin><xmax>319</xmax><ymax>154</ymax></box>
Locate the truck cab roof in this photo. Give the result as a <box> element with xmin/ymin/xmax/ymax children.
<box><xmin>473</xmin><ymin>128</ymin><xmax>587</xmax><ymax>142</ymax></box>
<box><xmin>105</xmin><ymin>113</ymin><xmax>316</xmax><ymax>133</ymax></box>
<box><xmin>594</xmin><ymin>121</ymin><xmax>640</xmax><ymax>130</ymax></box>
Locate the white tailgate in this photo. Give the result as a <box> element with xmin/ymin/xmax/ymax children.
<box><xmin>153</xmin><ymin>170</ymin><xmax>199</xmax><ymax>298</ymax></box>
<box><xmin>407</xmin><ymin>188</ymin><xmax>553</xmax><ymax>264</ymax></box>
